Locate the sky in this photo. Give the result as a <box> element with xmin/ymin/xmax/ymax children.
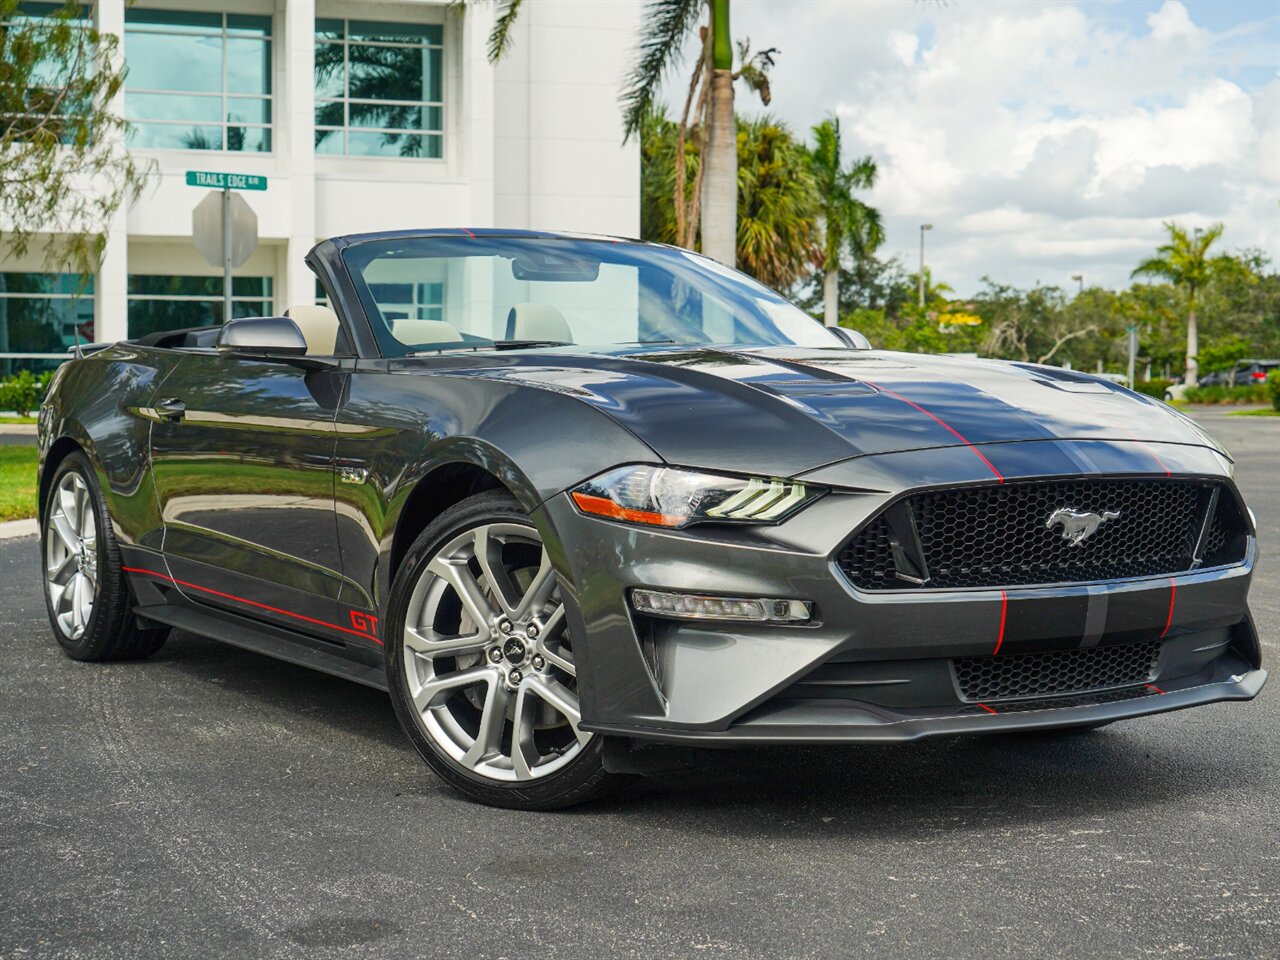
<box><xmin>656</xmin><ymin>0</ymin><xmax>1280</xmax><ymax>296</ymax></box>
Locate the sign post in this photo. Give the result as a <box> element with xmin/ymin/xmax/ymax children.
<box><xmin>187</xmin><ymin>171</ymin><xmax>266</xmax><ymax>323</ymax></box>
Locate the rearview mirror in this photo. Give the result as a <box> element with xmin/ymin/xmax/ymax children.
<box><xmin>829</xmin><ymin>326</ymin><xmax>872</xmax><ymax>350</ymax></box>
<box><xmin>216</xmin><ymin>317</ymin><xmax>309</xmax><ymax>359</ymax></box>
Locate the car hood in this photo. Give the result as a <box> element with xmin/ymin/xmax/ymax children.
<box><xmin>434</xmin><ymin>346</ymin><xmax>1226</xmax><ymax>478</ymax></box>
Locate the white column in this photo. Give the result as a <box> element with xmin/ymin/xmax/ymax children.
<box><xmin>282</xmin><ymin>0</ymin><xmax>316</xmax><ymax>310</ymax></box>
<box><xmin>463</xmin><ymin>2</ymin><xmax>496</xmax><ymax>227</ymax></box>
<box><xmin>94</xmin><ymin>0</ymin><xmax>128</xmax><ymax>343</ymax></box>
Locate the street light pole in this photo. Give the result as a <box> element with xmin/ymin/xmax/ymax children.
<box><xmin>918</xmin><ymin>224</ymin><xmax>933</xmax><ymax>308</ymax></box>
<box><xmin>1071</xmin><ymin>273</ymin><xmax>1083</xmax><ymax>296</ymax></box>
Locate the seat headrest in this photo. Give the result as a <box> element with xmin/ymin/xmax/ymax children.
<box><xmin>284</xmin><ymin>304</ymin><xmax>340</xmax><ymax>356</ymax></box>
<box><xmin>505</xmin><ymin>303</ymin><xmax>572</xmax><ymax>343</ymax></box>
<box><xmin>390</xmin><ymin>318</ymin><xmax>463</xmax><ymax>345</ymax></box>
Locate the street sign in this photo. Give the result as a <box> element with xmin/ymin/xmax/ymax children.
<box><xmin>185</xmin><ymin>170</ymin><xmax>267</xmax><ymax>191</ymax></box>
<box><xmin>193</xmin><ymin>191</ymin><xmax>258</xmax><ymax>269</ymax></box>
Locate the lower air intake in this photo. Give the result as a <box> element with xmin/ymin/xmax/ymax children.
<box><xmin>952</xmin><ymin>640</ymin><xmax>1162</xmax><ymax>703</ymax></box>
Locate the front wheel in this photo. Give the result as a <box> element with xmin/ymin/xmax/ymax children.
<box><xmin>385</xmin><ymin>491</ymin><xmax>615</xmax><ymax>809</ymax></box>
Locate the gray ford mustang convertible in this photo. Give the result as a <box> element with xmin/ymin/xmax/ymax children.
<box><xmin>38</xmin><ymin>230</ymin><xmax>1265</xmax><ymax>808</ymax></box>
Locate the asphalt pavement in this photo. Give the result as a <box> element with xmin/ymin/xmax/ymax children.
<box><xmin>2</xmin><ymin>409</ymin><xmax>1277</xmax><ymax>960</ymax></box>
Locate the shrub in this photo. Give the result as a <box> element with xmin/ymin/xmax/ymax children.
<box><xmin>0</xmin><ymin>369</ymin><xmax>53</xmax><ymax>417</ymax></box>
<box><xmin>1269</xmin><ymin>370</ymin><xmax>1280</xmax><ymax>412</ymax></box>
<box><xmin>1133</xmin><ymin>379</ymin><xmax>1175</xmax><ymax>399</ymax></box>
<box><xmin>1182</xmin><ymin>383</ymin><xmax>1270</xmax><ymax>405</ymax></box>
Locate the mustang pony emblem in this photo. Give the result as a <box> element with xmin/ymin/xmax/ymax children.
<box><xmin>1046</xmin><ymin>507</ymin><xmax>1120</xmax><ymax>546</ymax></box>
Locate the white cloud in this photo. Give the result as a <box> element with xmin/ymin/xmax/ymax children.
<box><xmin>656</xmin><ymin>0</ymin><xmax>1280</xmax><ymax>294</ymax></box>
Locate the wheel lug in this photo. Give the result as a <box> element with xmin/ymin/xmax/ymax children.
<box><xmin>498</xmin><ymin>619</ymin><xmax>513</xmax><ymax>634</ymax></box>
<box><xmin>531</xmin><ymin>655</ymin><xmax>545</xmax><ymax>670</ymax></box>
<box><xmin>509</xmin><ymin>669</ymin><xmax>523</xmax><ymax>685</ymax></box>
<box><xmin>488</xmin><ymin>648</ymin><xmax>504</xmax><ymax>663</ymax></box>
<box><xmin>526</xmin><ymin>624</ymin><xmax>540</xmax><ymax>639</ymax></box>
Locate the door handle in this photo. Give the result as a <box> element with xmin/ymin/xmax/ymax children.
<box><xmin>155</xmin><ymin>398</ymin><xmax>186</xmax><ymax>421</ymax></box>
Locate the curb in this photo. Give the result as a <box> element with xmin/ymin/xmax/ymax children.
<box><xmin>0</xmin><ymin>424</ymin><xmax>38</xmax><ymax>436</ymax></box>
<box><xmin>0</xmin><ymin>518</ymin><xmax>38</xmax><ymax>540</ymax></box>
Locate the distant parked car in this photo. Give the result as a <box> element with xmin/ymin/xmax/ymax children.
<box><xmin>1164</xmin><ymin>359</ymin><xmax>1279</xmax><ymax>400</ymax></box>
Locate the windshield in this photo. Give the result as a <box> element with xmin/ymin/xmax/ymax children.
<box><xmin>340</xmin><ymin>236</ymin><xmax>840</xmax><ymax>355</ymax></box>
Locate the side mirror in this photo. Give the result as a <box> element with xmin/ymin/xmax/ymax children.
<box><xmin>829</xmin><ymin>326</ymin><xmax>872</xmax><ymax>350</ymax></box>
<box><xmin>216</xmin><ymin>317</ymin><xmax>309</xmax><ymax>359</ymax></box>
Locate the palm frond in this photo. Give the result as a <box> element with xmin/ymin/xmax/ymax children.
<box><xmin>487</xmin><ymin>0</ymin><xmax>524</xmax><ymax>63</ymax></box>
<box><xmin>620</xmin><ymin>0</ymin><xmax>705</xmax><ymax>141</ymax></box>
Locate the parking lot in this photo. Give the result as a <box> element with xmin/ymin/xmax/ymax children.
<box><xmin>1</xmin><ymin>409</ymin><xmax>1276</xmax><ymax>960</ymax></box>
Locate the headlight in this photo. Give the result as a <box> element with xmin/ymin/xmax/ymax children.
<box><xmin>569</xmin><ymin>465</ymin><xmax>821</xmax><ymax>528</ymax></box>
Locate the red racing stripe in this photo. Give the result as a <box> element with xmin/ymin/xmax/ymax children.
<box><xmin>992</xmin><ymin>590</ymin><xmax>1008</xmax><ymax>656</ymax></box>
<box><xmin>122</xmin><ymin>566</ymin><xmax>382</xmax><ymax>645</ymax></box>
<box><xmin>976</xmin><ymin>703</ymin><xmax>998</xmax><ymax>715</ymax></box>
<box><xmin>859</xmin><ymin>380</ymin><xmax>1004</xmax><ymax>483</ymax></box>
<box><xmin>1132</xmin><ymin>440</ymin><xmax>1172</xmax><ymax>477</ymax></box>
<box><xmin>1159</xmin><ymin>579</ymin><xmax>1176</xmax><ymax>638</ymax></box>
<box><xmin>1145</xmin><ymin>683</ymin><xmax>1166</xmax><ymax>695</ymax></box>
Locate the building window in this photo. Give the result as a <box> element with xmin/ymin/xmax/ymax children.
<box><xmin>367</xmin><ymin>281</ymin><xmax>444</xmax><ymax>321</ymax></box>
<box><xmin>0</xmin><ymin>273</ymin><xmax>94</xmax><ymax>375</ymax></box>
<box><xmin>127</xmin><ymin>275</ymin><xmax>273</xmax><ymax>339</ymax></box>
<box><xmin>314</xmin><ymin>19</ymin><xmax>443</xmax><ymax>159</ymax></box>
<box><xmin>124</xmin><ymin>9</ymin><xmax>272</xmax><ymax>152</ymax></box>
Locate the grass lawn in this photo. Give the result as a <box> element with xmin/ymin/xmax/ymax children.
<box><xmin>0</xmin><ymin>445</ymin><xmax>38</xmax><ymax>522</ymax></box>
<box><xmin>1228</xmin><ymin>408</ymin><xmax>1279</xmax><ymax>417</ymax></box>
<box><xmin>0</xmin><ymin>415</ymin><xmax>38</xmax><ymax>425</ymax></box>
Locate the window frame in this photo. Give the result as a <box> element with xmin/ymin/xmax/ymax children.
<box><xmin>123</xmin><ymin>6</ymin><xmax>274</xmax><ymax>155</ymax></box>
<box><xmin>0</xmin><ymin>272</ymin><xmax>95</xmax><ymax>373</ymax></box>
<box><xmin>313</xmin><ymin>14</ymin><xmax>446</xmax><ymax>162</ymax></box>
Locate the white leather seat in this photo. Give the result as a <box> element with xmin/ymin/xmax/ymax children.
<box><xmin>390</xmin><ymin>318</ymin><xmax>463</xmax><ymax>345</ymax></box>
<box><xmin>284</xmin><ymin>304</ymin><xmax>341</xmax><ymax>356</ymax></box>
<box><xmin>505</xmin><ymin>303</ymin><xmax>573</xmax><ymax>343</ymax></box>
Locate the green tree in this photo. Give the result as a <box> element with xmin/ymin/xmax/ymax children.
<box><xmin>735</xmin><ymin>115</ymin><xmax>819</xmax><ymax>290</ymax></box>
<box><xmin>0</xmin><ymin>0</ymin><xmax>151</xmax><ymax>277</ymax></box>
<box><xmin>1131</xmin><ymin>222</ymin><xmax>1229</xmax><ymax>386</ymax></box>
<box><xmin>808</xmin><ymin>116</ymin><xmax>882</xmax><ymax>326</ymax></box>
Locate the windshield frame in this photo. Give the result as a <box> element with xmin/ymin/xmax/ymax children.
<box><xmin>335</xmin><ymin>234</ymin><xmax>841</xmax><ymax>358</ymax></box>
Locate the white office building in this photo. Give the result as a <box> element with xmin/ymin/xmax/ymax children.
<box><xmin>0</xmin><ymin>0</ymin><xmax>641</xmax><ymax>373</ymax></box>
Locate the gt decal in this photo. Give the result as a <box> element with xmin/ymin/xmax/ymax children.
<box><xmin>350</xmin><ymin>610</ymin><xmax>379</xmax><ymax>637</ymax></box>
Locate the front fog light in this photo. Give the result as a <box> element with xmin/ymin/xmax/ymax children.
<box><xmin>631</xmin><ymin>589</ymin><xmax>812</xmax><ymax>623</ymax></box>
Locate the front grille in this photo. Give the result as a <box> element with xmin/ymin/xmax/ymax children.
<box><xmin>952</xmin><ymin>640</ymin><xmax>1162</xmax><ymax>703</ymax></box>
<box><xmin>837</xmin><ymin>478</ymin><xmax>1246</xmax><ymax>591</ymax></box>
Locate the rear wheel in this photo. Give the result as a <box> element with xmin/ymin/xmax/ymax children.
<box><xmin>385</xmin><ymin>491</ymin><xmax>615</xmax><ymax>809</ymax></box>
<box><xmin>41</xmin><ymin>452</ymin><xmax>168</xmax><ymax>661</ymax></box>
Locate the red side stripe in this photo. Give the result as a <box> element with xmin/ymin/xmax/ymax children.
<box><xmin>122</xmin><ymin>566</ymin><xmax>382</xmax><ymax>645</ymax></box>
<box><xmin>1133</xmin><ymin>440</ymin><xmax>1172</xmax><ymax>477</ymax></box>
<box><xmin>1145</xmin><ymin>683</ymin><xmax>1166</xmax><ymax>695</ymax></box>
<box><xmin>860</xmin><ymin>380</ymin><xmax>1004</xmax><ymax>483</ymax></box>
<box><xmin>993</xmin><ymin>590</ymin><xmax>1008</xmax><ymax>656</ymax></box>
<box><xmin>977</xmin><ymin>703</ymin><xmax>998</xmax><ymax>715</ymax></box>
<box><xmin>1159</xmin><ymin>579</ymin><xmax>1176</xmax><ymax>638</ymax></box>
<box><xmin>459</xmin><ymin>227</ymin><xmax>476</xmax><ymax>238</ymax></box>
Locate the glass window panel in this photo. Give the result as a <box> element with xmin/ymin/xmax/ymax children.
<box><xmin>423</xmin><ymin>47</ymin><xmax>442</xmax><ymax>102</ymax></box>
<box><xmin>0</xmin><ymin>294</ymin><xmax>91</xmax><ymax>354</ymax></box>
<box><xmin>347</xmin><ymin>102</ymin><xmax>427</xmax><ymax>130</ymax></box>
<box><xmin>347</xmin><ymin>44</ymin><xmax>424</xmax><ymax>101</ymax></box>
<box><xmin>347</xmin><ymin>20</ymin><xmax>441</xmax><ymax>43</ymax></box>
<box><xmin>226</xmin><ymin>14</ymin><xmax>271</xmax><ymax>37</ymax></box>
<box><xmin>124</xmin><ymin>8</ymin><xmax>221</xmax><ymax>32</ymax></box>
<box><xmin>346</xmin><ymin>130</ymin><xmax>439</xmax><ymax>158</ymax></box>
<box><xmin>225</xmin><ymin>125</ymin><xmax>270</xmax><ymax>152</ymax></box>
<box><xmin>423</xmin><ymin>105</ymin><xmax>443</xmax><ymax>132</ymax></box>
<box><xmin>15</xmin><ymin>3</ymin><xmax>91</xmax><ymax>21</ymax></box>
<box><xmin>226</xmin><ymin>97</ymin><xmax>271</xmax><ymax>124</ymax></box>
<box><xmin>314</xmin><ymin>45</ymin><xmax>345</xmax><ymax>97</ymax></box>
<box><xmin>126</xmin><ymin>91</ymin><xmax>222</xmax><ymax>123</ymax></box>
<box><xmin>315</xmin><ymin>18</ymin><xmax>344</xmax><ymax>41</ymax></box>
<box><xmin>126</xmin><ymin>31</ymin><xmax>221</xmax><ymax>92</ymax></box>
<box><xmin>315</xmin><ymin>101</ymin><xmax>345</xmax><ymax>128</ymax></box>
<box><xmin>226</xmin><ymin>38</ymin><xmax>271</xmax><ymax>95</ymax></box>
<box><xmin>128</xmin><ymin>123</ymin><xmax>224</xmax><ymax>151</ymax></box>
<box><xmin>315</xmin><ymin>129</ymin><xmax>344</xmax><ymax>154</ymax></box>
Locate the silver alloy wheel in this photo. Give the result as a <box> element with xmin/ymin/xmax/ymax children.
<box><xmin>402</xmin><ymin>522</ymin><xmax>591</xmax><ymax>782</ymax></box>
<box><xmin>45</xmin><ymin>471</ymin><xmax>99</xmax><ymax>640</ymax></box>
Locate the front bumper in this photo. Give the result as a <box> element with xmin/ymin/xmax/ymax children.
<box><xmin>536</xmin><ymin>439</ymin><xmax>1266</xmax><ymax>745</ymax></box>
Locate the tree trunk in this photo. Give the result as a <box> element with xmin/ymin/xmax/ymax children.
<box><xmin>823</xmin><ymin>269</ymin><xmax>839</xmax><ymax>327</ymax></box>
<box><xmin>1185</xmin><ymin>303</ymin><xmax>1198</xmax><ymax>387</ymax></box>
<box><xmin>699</xmin><ymin>0</ymin><xmax>736</xmax><ymax>267</ymax></box>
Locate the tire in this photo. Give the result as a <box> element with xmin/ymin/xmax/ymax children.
<box><xmin>41</xmin><ymin>451</ymin><xmax>169</xmax><ymax>662</ymax></box>
<box><xmin>384</xmin><ymin>490</ymin><xmax>616</xmax><ymax>810</ymax></box>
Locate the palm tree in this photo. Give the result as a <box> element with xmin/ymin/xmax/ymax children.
<box><xmin>482</xmin><ymin>0</ymin><xmax>774</xmax><ymax>267</ymax></box>
<box><xmin>808</xmin><ymin>116</ymin><xmax>883</xmax><ymax>326</ymax></box>
<box><xmin>735</xmin><ymin>115</ymin><xmax>819</xmax><ymax>290</ymax></box>
<box><xmin>1131</xmin><ymin>222</ymin><xmax>1227</xmax><ymax>386</ymax></box>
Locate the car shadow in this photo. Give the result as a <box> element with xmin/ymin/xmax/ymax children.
<box><xmin>143</xmin><ymin>629</ymin><xmax>1262</xmax><ymax>839</ymax></box>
